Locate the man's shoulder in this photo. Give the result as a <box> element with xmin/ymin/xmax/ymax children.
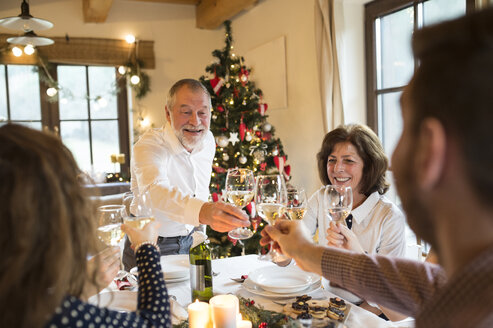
<box><xmin>134</xmin><ymin>127</ymin><xmax>168</xmax><ymax>147</ymax></box>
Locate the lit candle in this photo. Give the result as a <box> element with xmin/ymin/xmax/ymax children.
<box><xmin>117</xmin><ymin>153</ymin><xmax>125</xmax><ymax>164</ymax></box>
<box><xmin>210</xmin><ymin>295</ymin><xmax>239</xmax><ymax>328</ymax></box>
<box><xmin>237</xmin><ymin>314</ymin><xmax>252</xmax><ymax>328</ymax></box>
<box><xmin>110</xmin><ymin>153</ymin><xmax>117</xmax><ymax>163</ymax></box>
<box><xmin>188</xmin><ymin>300</ymin><xmax>210</xmax><ymax>328</ymax></box>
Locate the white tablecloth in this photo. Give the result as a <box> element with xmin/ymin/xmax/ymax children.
<box><xmin>165</xmin><ymin>254</ymin><xmax>413</xmax><ymax>328</ymax></box>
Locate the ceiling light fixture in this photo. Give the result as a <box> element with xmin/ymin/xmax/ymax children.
<box><xmin>0</xmin><ymin>0</ymin><xmax>53</xmax><ymax>32</ymax></box>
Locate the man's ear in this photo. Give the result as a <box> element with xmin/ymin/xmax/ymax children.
<box><xmin>165</xmin><ymin>106</ymin><xmax>171</xmax><ymax>123</ymax></box>
<box><xmin>415</xmin><ymin>118</ymin><xmax>447</xmax><ymax>190</ymax></box>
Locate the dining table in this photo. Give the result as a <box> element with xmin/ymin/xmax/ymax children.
<box><xmin>160</xmin><ymin>254</ymin><xmax>413</xmax><ymax>328</ymax></box>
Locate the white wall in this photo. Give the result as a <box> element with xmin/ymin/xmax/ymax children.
<box><xmin>0</xmin><ymin>0</ymin><xmax>371</xmax><ymax>196</ymax></box>
<box><xmin>231</xmin><ymin>0</ymin><xmax>326</xmax><ymax>195</ymax></box>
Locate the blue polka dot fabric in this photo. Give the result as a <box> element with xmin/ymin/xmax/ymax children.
<box><xmin>46</xmin><ymin>244</ymin><xmax>171</xmax><ymax>327</ymax></box>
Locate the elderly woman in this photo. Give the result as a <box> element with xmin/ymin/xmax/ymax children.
<box><xmin>303</xmin><ymin>124</ymin><xmax>407</xmax><ymax>320</ymax></box>
<box><xmin>0</xmin><ymin>124</ymin><xmax>171</xmax><ymax>328</ymax></box>
<box><xmin>303</xmin><ymin>124</ymin><xmax>405</xmax><ymax>256</ymax></box>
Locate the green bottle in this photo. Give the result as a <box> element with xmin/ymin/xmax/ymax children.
<box><xmin>189</xmin><ymin>239</ymin><xmax>213</xmax><ymax>302</ymax></box>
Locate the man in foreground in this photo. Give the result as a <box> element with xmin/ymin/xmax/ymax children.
<box><xmin>123</xmin><ymin>79</ymin><xmax>249</xmax><ymax>269</ymax></box>
<box><xmin>262</xmin><ymin>8</ymin><xmax>493</xmax><ymax>327</ymax></box>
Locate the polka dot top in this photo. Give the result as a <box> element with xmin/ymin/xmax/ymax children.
<box><xmin>45</xmin><ymin>244</ymin><xmax>171</xmax><ymax>328</ymax></box>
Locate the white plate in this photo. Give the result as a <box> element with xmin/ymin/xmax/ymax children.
<box><xmin>242</xmin><ymin>278</ymin><xmax>321</xmax><ymax>298</ymax></box>
<box><xmin>88</xmin><ymin>291</ymin><xmax>137</xmax><ymax>312</ymax></box>
<box><xmin>161</xmin><ymin>254</ymin><xmax>190</xmax><ymax>279</ymax></box>
<box><xmin>165</xmin><ymin>275</ymin><xmax>190</xmax><ymax>283</ymax></box>
<box><xmin>248</xmin><ymin>266</ymin><xmax>320</xmax><ymax>294</ymax></box>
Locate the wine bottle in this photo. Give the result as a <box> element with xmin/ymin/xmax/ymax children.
<box><xmin>189</xmin><ymin>238</ymin><xmax>213</xmax><ymax>302</ymax></box>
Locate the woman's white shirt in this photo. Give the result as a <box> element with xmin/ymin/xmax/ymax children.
<box><xmin>303</xmin><ymin>188</ymin><xmax>406</xmax><ymax>257</ymax></box>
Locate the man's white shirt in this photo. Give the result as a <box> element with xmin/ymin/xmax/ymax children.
<box><xmin>130</xmin><ymin>123</ymin><xmax>215</xmax><ymax>237</ymax></box>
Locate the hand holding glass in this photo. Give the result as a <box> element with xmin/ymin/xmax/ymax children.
<box><xmin>225</xmin><ymin>168</ymin><xmax>255</xmax><ymax>240</ymax></box>
<box><xmin>97</xmin><ymin>205</ymin><xmax>127</xmax><ymax>246</ymax></box>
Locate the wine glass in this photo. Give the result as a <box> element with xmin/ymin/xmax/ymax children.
<box><xmin>225</xmin><ymin>168</ymin><xmax>256</xmax><ymax>240</ymax></box>
<box><xmin>286</xmin><ymin>188</ymin><xmax>307</xmax><ymax>221</ymax></box>
<box><xmin>97</xmin><ymin>204</ymin><xmax>127</xmax><ymax>246</ymax></box>
<box><xmin>255</xmin><ymin>174</ymin><xmax>288</xmax><ymax>261</ymax></box>
<box><xmin>123</xmin><ymin>190</ymin><xmax>155</xmax><ymax>230</ymax></box>
<box><xmin>323</xmin><ymin>185</ymin><xmax>353</xmax><ymax>226</ymax></box>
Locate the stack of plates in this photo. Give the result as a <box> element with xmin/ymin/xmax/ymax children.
<box><xmin>160</xmin><ymin>254</ymin><xmax>190</xmax><ymax>283</ymax></box>
<box><xmin>243</xmin><ymin>266</ymin><xmax>321</xmax><ymax>298</ymax></box>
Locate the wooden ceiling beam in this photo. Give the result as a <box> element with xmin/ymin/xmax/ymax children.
<box><xmin>131</xmin><ymin>0</ymin><xmax>199</xmax><ymax>4</ymax></box>
<box><xmin>83</xmin><ymin>0</ymin><xmax>114</xmax><ymax>23</ymax></box>
<box><xmin>196</xmin><ymin>0</ymin><xmax>259</xmax><ymax>30</ymax></box>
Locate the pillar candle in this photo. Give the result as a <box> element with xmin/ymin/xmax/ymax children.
<box><xmin>209</xmin><ymin>295</ymin><xmax>239</xmax><ymax>328</ymax></box>
<box><xmin>188</xmin><ymin>300</ymin><xmax>210</xmax><ymax>328</ymax></box>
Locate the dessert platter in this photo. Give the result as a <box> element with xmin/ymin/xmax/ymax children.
<box><xmin>283</xmin><ymin>295</ymin><xmax>350</xmax><ymax>327</ymax></box>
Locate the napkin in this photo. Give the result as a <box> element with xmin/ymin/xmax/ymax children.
<box><xmin>171</xmin><ymin>298</ymin><xmax>188</xmax><ymax>325</ymax></box>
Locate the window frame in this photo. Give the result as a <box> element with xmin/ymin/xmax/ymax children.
<box><xmin>364</xmin><ymin>0</ymin><xmax>476</xmax><ymax>132</ymax></box>
<box><xmin>1</xmin><ymin>63</ymin><xmax>130</xmax><ymax>176</ymax></box>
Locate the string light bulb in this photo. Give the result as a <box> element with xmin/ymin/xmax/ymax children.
<box><xmin>118</xmin><ymin>66</ymin><xmax>126</xmax><ymax>75</ymax></box>
<box><xmin>46</xmin><ymin>87</ymin><xmax>57</xmax><ymax>97</ymax></box>
<box><xmin>130</xmin><ymin>75</ymin><xmax>140</xmax><ymax>85</ymax></box>
<box><xmin>125</xmin><ymin>34</ymin><xmax>136</xmax><ymax>44</ymax></box>
<box><xmin>12</xmin><ymin>46</ymin><xmax>22</xmax><ymax>57</ymax></box>
<box><xmin>23</xmin><ymin>44</ymin><xmax>34</xmax><ymax>55</ymax></box>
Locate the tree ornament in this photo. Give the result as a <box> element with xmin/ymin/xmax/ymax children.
<box><xmin>258</xmin><ymin>102</ymin><xmax>268</xmax><ymax>116</ymax></box>
<box><xmin>245</xmin><ymin>132</ymin><xmax>252</xmax><ymax>142</ymax></box>
<box><xmin>262</xmin><ymin>123</ymin><xmax>272</xmax><ymax>132</ymax></box>
<box><xmin>242</xmin><ymin>99</ymin><xmax>247</xmax><ymax>106</ymax></box>
<box><xmin>259</xmin><ymin>162</ymin><xmax>267</xmax><ymax>171</ymax></box>
<box><xmin>223</xmin><ymin>153</ymin><xmax>230</xmax><ymax>161</ymax></box>
<box><xmin>228</xmin><ymin>132</ymin><xmax>240</xmax><ymax>145</ymax></box>
<box><xmin>212</xmin><ymin>114</ymin><xmax>217</xmax><ymax>120</ymax></box>
<box><xmin>274</xmin><ymin>156</ymin><xmax>286</xmax><ymax>173</ymax></box>
<box><xmin>217</xmin><ymin>105</ymin><xmax>225</xmax><ymax>113</ymax></box>
<box><xmin>272</xmin><ymin>148</ymin><xmax>279</xmax><ymax>156</ymax></box>
<box><xmin>239</xmin><ymin>116</ymin><xmax>246</xmax><ymax>141</ymax></box>
<box><xmin>253</xmin><ymin>149</ymin><xmax>266</xmax><ymax>162</ymax></box>
<box><xmin>239</xmin><ymin>67</ymin><xmax>249</xmax><ymax>86</ymax></box>
<box><xmin>226</xmin><ymin>82</ymin><xmax>231</xmax><ymax>88</ymax></box>
<box><xmin>216</xmin><ymin>135</ymin><xmax>229</xmax><ymax>148</ymax></box>
<box><xmin>210</xmin><ymin>75</ymin><xmax>224</xmax><ymax>95</ymax></box>
<box><xmin>239</xmin><ymin>155</ymin><xmax>247</xmax><ymax>164</ymax></box>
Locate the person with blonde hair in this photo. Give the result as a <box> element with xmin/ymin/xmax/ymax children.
<box><xmin>0</xmin><ymin>124</ymin><xmax>171</xmax><ymax>328</ymax></box>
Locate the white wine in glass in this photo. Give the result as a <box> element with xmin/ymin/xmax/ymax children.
<box><xmin>97</xmin><ymin>205</ymin><xmax>126</xmax><ymax>246</ymax></box>
<box><xmin>285</xmin><ymin>188</ymin><xmax>307</xmax><ymax>221</ymax></box>
<box><xmin>123</xmin><ymin>190</ymin><xmax>155</xmax><ymax>230</ymax></box>
<box><xmin>255</xmin><ymin>174</ymin><xmax>288</xmax><ymax>262</ymax></box>
<box><xmin>225</xmin><ymin>168</ymin><xmax>255</xmax><ymax>240</ymax></box>
<box><xmin>324</xmin><ymin>185</ymin><xmax>353</xmax><ymax>225</ymax></box>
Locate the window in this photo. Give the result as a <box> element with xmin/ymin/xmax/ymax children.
<box><xmin>365</xmin><ymin>0</ymin><xmax>475</xmax><ymax>158</ymax></box>
<box><xmin>0</xmin><ymin>64</ymin><xmax>129</xmax><ymax>176</ymax></box>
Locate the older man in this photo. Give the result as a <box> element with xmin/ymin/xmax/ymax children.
<box><xmin>262</xmin><ymin>8</ymin><xmax>493</xmax><ymax>327</ymax></box>
<box><xmin>123</xmin><ymin>79</ymin><xmax>249</xmax><ymax>270</ymax></box>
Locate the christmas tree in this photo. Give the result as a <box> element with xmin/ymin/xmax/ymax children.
<box><xmin>199</xmin><ymin>21</ymin><xmax>291</xmax><ymax>258</ymax></box>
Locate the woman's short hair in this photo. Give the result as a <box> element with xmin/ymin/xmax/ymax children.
<box><xmin>0</xmin><ymin>124</ymin><xmax>99</xmax><ymax>328</ymax></box>
<box><xmin>316</xmin><ymin>124</ymin><xmax>390</xmax><ymax>196</ymax></box>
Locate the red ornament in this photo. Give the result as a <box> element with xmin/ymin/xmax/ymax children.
<box><xmin>213</xmin><ymin>165</ymin><xmax>226</xmax><ymax>173</ymax></box>
<box><xmin>216</xmin><ymin>105</ymin><xmax>225</xmax><ymax>113</ymax></box>
<box><xmin>274</xmin><ymin>156</ymin><xmax>286</xmax><ymax>173</ymax></box>
<box><xmin>228</xmin><ymin>235</ymin><xmax>238</xmax><ymax>246</ymax></box>
<box><xmin>250</xmin><ymin>300</ymin><xmax>255</xmax><ymax>305</ymax></box>
<box><xmin>260</xmin><ymin>162</ymin><xmax>267</xmax><ymax>171</ymax></box>
<box><xmin>258</xmin><ymin>103</ymin><xmax>268</xmax><ymax>116</ymax></box>
<box><xmin>284</xmin><ymin>165</ymin><xmax>291</xmax><ymax>177</ymax></box>
<box><xmin>262</xmin><ymin>132</ymin><xmax>272</xmax><ymax>141</ymax></box>
<box><xmin>259</xmin><ymin>322</ymin><xmax>268</xmax><ymax>328</ymax></box>
<box><xmin>239</xmin><ymin>68</ymin><xmax>249</xmax><ymax>86</ymax></box>
<box><xmin>233</xmin><ymin>87</ymin><xmax>239</xmax><ymax>98</ymax></box>
<box><xmin>210</xmin><ymin>76</ymin><xmax>224</xmax><ymax>95</ymax></box>
<box><xmin>255</xmin><ymin>131</ymin><xmax>262</xmax><ymax>137</ymax></box>
<box><xmin>212</xmin><ymin>193</ymin><xmax>219</xmax><ymax>202</ymax></box>
<box><xmin>239</xmin><ymin>116</ymin><xmax>246</xmax><ymax>141</ymax></box>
